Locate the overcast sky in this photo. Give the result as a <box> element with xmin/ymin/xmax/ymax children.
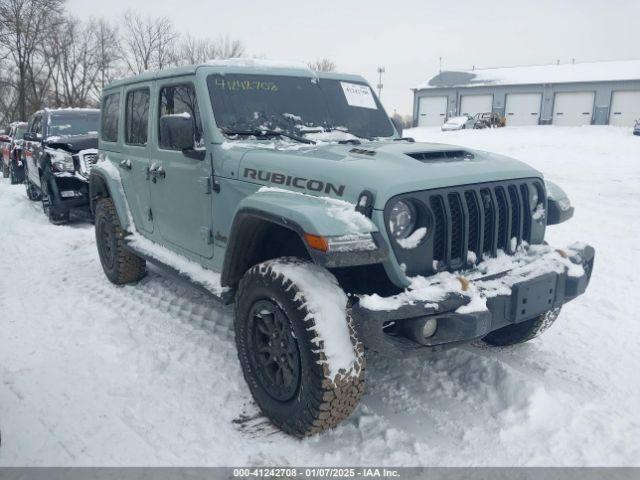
<box><xmin>68</xmin><ymin>0</ymin><xmax>639</xmax><ymax>116</ymax></box>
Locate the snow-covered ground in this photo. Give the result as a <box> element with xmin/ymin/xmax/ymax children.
<box><xmin>1</xmin><ymin>125</ymin><xmax>639</xmax><ymax>466</ymax></box>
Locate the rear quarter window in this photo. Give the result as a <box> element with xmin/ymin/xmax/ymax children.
<box><xmin>101</xmin><ymin>92</ymin><xmax>120</xmax><ymax>142</ymax></box>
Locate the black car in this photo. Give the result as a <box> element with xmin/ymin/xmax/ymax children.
<box><xmin>22</xmin><ymin>108</ymin><xmax>99</xmax><ymax>224</ymax></box>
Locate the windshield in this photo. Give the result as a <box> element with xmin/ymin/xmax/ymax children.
<box><xmin>48</xmin><ymin>112</ymin><xmax>99</xmax><ymax>138</ymax></box>
<box><xmin>207</xmin><ymin>74</ymin><xmax>394</xmax><ymax>141</ymax></box>
<box><xmin>16</xmin><ymin>126</ymin><xmax>27</xmax><ymax>138</ymax></box>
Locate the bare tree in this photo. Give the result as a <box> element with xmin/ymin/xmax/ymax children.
<box><xmin>176</xmin><ymin>34</ymin><xmax>245</xmax><ymax>65</ymax></box>
<box><xmin>307</xmin><ymin>58</ymin><xmax>336</xmax><ymax>72</ymax></box>
<box><xmin>43</xmin><ymin>17</ymin><xmax>104</xmax><ymax>108</ymax></box>
<box><xmin>121</xmin><ymin>10</ymin><xmax>178</xmax><ymax>74</ymax></box>
<box><xmin>93</xmin><ymin>18</ymin><xmax>121</xmax><ymax>94</ymax></box>
<box><xmin>0</xmin><ymin>0</ymin><xmax>65</xmax><ymax>119</ymax></box>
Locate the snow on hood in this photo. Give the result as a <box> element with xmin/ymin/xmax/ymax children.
<box><xmin>236</xmin><ymin>140</ymin><xmax>542</xmax><ymax>208</ymax></box>
<box><xmin>45</xmin><ymin>133</ymin><xmax>98</xmax><ymax>152</ymax></box>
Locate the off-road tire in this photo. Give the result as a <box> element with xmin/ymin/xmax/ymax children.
<box><xmin>481</xmin><ymin>307</ymin><xmax>562</xmax><ymax>347</ymax></box>
<box><xmin>9</xmin><ymin>159</ymin><xmax>22</xmax><ymax>184</ymax></box>
<box><xmin>94</xmin><ymin>197</ymin><xmax>146</xmax><ymax>285</ymax></box>
<box><xmin>235</xmin><ymin>258</ymin><xmax>366</xmax><ymax>436</ymax></box>
<box><xmin>41</xmin><ymin>175</ymin><xmax>69</xmax><ymax>225</ymax></box>
<box><xmin>25</xmin><ymin>176</ymin><xmax>41</xmax><ymax>201</ymax></box>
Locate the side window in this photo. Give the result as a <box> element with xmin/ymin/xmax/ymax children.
<box><xmin>32</xmin><ymin>116</ymin><xmax>42</xmax><ymax>136</ymax></box>
<box><xmin>125</xmin><ymin>88</ymin><xmax>150</xmax><ymax>145</ymax></box>
<box><xmin>158</xmin><ymin>83</ymin><xmax>203</xmax><ymax>150</ymax></box>
<box><xmin>101</xmin><ymin>92</ymin><xmax>120</xmax><ymax>142</ymax></box>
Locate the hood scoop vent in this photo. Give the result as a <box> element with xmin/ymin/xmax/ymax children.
<box><xmin>407</xmin><ymin>150</ymin><xmax>475</xmax><ymax>162</ymax></box>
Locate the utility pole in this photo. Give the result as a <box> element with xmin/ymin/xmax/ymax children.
<box><xmin>377</xmin><ymin>66</ymin><xmax>385</xmax><ymax>99</ymax></box>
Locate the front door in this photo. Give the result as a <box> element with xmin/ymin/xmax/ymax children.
<box><xmin>149</xmin><ymin>79</ymin><xmax>214</xmax><ymax>258</ymax></box>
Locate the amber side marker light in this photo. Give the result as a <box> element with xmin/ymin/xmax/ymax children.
<box><xmin>304</xmin><ymin>233</ymin><xmax>329</xmax><ymax>252</ymax></box>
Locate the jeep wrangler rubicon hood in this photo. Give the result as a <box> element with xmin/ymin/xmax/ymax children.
<box><xmin>237</xmin><ymin>140</ymin><xmax>543</xmax><ymax>209</ymax></box>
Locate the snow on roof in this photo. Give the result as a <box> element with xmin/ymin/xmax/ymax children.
<box><xmin>205</xmin><ymin>57</ymin><xmax>312</xmax><ymax>72</ymax></box>
<box><xmin>416</xmin><ymin>59</ymin><xmax>640</xmax><ymax>90</ymax></box>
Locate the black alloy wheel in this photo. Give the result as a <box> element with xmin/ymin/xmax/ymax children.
<box><xmin>247</xmin><ymin>299</ymin><xmax>301</xmax><ymax>402</ymax></box>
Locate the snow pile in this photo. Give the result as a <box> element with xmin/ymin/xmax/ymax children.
<box><xmin>359</xmin><ymin>242</ymin><xmax>585</xmax><ymax>312</ymax></box>
<box><xmin>2</xmin><ymin>126</ymin><xmax>640</xmax><ymax>466</ymax></box>
<box><xmin>258</xmin><ymin>186</ymin><xmax>375</xmax><ymax>233</ymax></box>
<box><xmin>269</xmin><ymin>259</ymin><xmax>359</xmax><ymax>380</ymax></box>
<box><xmin>99</xmin><ymin>159</ymin><xmax>228</xmax><ymax>297</ymax></box>
<box><xmin>396</xmin><ymin>227</ymin><xmax>427</xmax><ymax>249</ymax></box>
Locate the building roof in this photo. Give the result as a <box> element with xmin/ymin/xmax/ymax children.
<box><xmin>416</xmin><ymin>59</ymin><xmax>640</xmax><ymax>90</ymax></box>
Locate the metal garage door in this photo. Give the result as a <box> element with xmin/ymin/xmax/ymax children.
<box><xmin>418</xmin><ymin>96</ymin><xmax>448</xmax><ymax>126</ymax></box>
<box><xmin>460</xmin><ymin>94</ymin><xmax>493</xmax><ymax>117</ymax></box>
<box><xmin>609</xmin><ymin>91</ymin><xmax>640</xmax><ymax>127</ymax></box>
<box><xmin>553</xmin><ymin>92</ymin><xmax>594</xmax><ymax>126</ymax></box>
<box><xmin>505</xmin><ymin>93</ymin><xmax>542</xmax><ymax>126</ymax></box>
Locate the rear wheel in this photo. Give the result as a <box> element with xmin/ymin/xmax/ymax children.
<box><xmin>95</xmin><ymin>197</ymin><xmax>146</xmax><ymax>284</ymax></box>
<box><xmin>235</xmin><ymin>258</ymin><xmax>365</xmax><ymax>436</ymax></box>
<box><xmin>481</xmin><ymin>308</ymin><xmax>562</xmax><ymax>346</ymax></box>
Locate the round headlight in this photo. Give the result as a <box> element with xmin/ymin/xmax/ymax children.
<box><xmin>389</xmin><ymin>200</ymin><xmax>416</xmax><ymax>239</ymax></box>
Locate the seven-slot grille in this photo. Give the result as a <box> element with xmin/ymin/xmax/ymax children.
<box><xmin>386</xmin><ymin>179</ymin><xmax>545</xmax><ymax>276</ymax></box>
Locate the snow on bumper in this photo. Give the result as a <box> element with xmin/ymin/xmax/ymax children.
<box><xmin>353</xmin><ymin>242</ymin><xmax>595</xmax><ymax>356</ymax></box>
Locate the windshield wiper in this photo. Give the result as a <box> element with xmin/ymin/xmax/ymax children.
<box><xmin>222</xmin><ymin>129</ymin><xmax>316</xmax><ymax>145</ymax></box>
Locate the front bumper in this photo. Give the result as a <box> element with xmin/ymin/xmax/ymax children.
<box><xmin>50</xmin><ymin>174</ymin><xmax>91</xmax><ymax>211</ymax></box>
<box><xmin>352</xmin><ymin>243</ymin><xmax>595</xmax><ymax>356</ymax></box>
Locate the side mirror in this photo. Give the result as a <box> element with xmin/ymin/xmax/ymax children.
<box><xmin>391</xmin><ymin>117</ymin><xmax>403</xmax><ymax>137</ymax></box>
<box><xmin>160</xmin><ymin>114</ymin><xmax>195</xmax><ymax>151</ymax></box>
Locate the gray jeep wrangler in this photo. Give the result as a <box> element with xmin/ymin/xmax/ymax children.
<box><xmin>89</xmin><ymin>60</ymin><xmax>594</xmax><ymax>436</ymax></box>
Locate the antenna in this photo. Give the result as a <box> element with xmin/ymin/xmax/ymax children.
<box><xmin>377</xmin><ymin>66</ymin><xmax>385</xmax><ymax>99</ymax></box>
<box><xmin>439</xmin><ymin>56</ymin><xmax>442</xmax><ymax>73</ymax></box>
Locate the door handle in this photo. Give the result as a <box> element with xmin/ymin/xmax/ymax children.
<box><xmin>119</xmin><ymin>159</ymin><xmax>132</xmax><ymax>170</ymax></box>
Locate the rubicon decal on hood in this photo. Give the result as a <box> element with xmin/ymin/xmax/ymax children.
<box><xmin>243</xmin><ymin>168</ymin><xmax>345</xmax><ymax>197</ymax></box>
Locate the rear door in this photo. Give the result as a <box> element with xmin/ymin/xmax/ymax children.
<box><xmin>553</xmin><ymin>92</ymin><xmax>594</xmax><ymax>126</ymax></box>
<box><xmin>418</xmin><ymin>96</ymin><xmax>448</xmax><ymax>126</ymax></box>
<box><xmin>121</xmin><ymin>84</ymin><xmax>154</xmax><ymax>233</ymax></box>
<box><xmin>148</xmin><ymin>78</ymin><xmax>214</xmax><ymax>258</ymax></box>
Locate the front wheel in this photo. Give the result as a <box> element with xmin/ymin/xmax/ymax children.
<box><xmin>481</xmin><ymin>308</ymin><xmax>562</xmax><ymax>346</ymax></box>
<box><xmin>41</xmin><ymin>175</ymin><xmax>69</xmax><ymax>225</ymax></box>
<box><xmin>94</xmin><ymin>197</ymin><xmax>146</xmax><ymax>284</ymax></box>
<box><xmin>235</xmin><ymin>258</ymin><xmax>365</xmax><ymax>436</ymax></box>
